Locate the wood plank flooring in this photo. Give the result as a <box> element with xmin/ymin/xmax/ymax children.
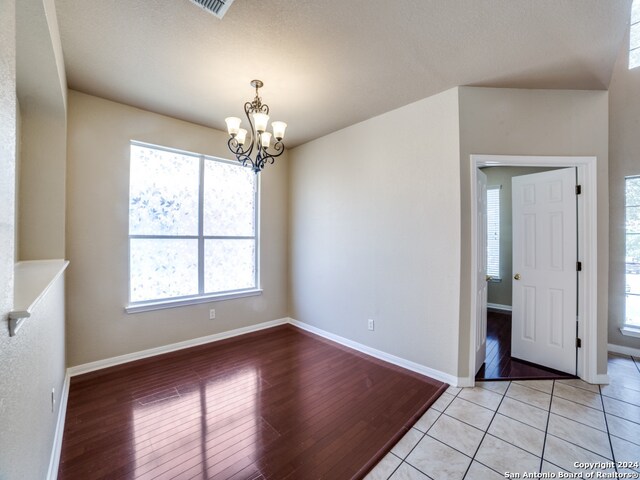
<box><xmin>58</xmin><ymin>325</ymin><xmax>447</xmax><ymax>480</ymax></box>
<box><xmin>476</xmin><ymin>310</ymin><xmax>576</xmax><ymax>381</ymax></box>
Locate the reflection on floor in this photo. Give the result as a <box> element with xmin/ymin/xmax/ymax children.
<box><xmin>476</xmin><ymin>310</ymin><xmax>575</xmax><ymax>381</ymax></box>
<box><xmin>57</xmin><ymin>325</ymin><xmax>446</xmax><ymax>480</ymax></box>
<box><xmin>367</xmin><ymin>353</ymin><xmax>640</xmax><ymax>480</ymax></box>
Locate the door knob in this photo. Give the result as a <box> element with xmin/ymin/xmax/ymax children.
<box><xmin>514</xmin><ymin>273</ymin><xmax>521</xmax><ymax>280</ymax></box>
<box><xmin>486</xmin><ymin>275</ymin><xmax>493</xmax><ymax>282</ymax></box>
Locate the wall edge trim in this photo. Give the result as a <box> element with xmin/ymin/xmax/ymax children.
<box><xmin>608</xmin><ymin>342</ymin><xmax>640</xmax><ymax>358</ymax></box>
<box><xmin>487</xmin><ymin>303</ymin><xmax>512</xmax><ymax>312</ymax></box>
<box><xmin>47</xmin><ymin>371</ymin><xmax>70</xmax><ymax>480</ymax></box>
<box><xmin>289</xmin><ymin>318</ymin><xmax>461</xmax><ymax>386</ymax></box>
<box><xmin>67</xmin><ymin>318</ymin><xmax>290</xmax><ymax>377</ymax></box>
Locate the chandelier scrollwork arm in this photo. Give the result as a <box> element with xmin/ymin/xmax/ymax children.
<box><xmin>224</xmin><ymin>79</ymin><xmax>287</xmax><ymax>173</ymax></box>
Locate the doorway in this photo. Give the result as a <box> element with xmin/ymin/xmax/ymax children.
<box><xmin>468</xmin><ymin>155</ymin><xmax>600</xmax><ymax>386</ymax></box>
<box><xmin>477</xmin><ymin>166</ymin><xmax>578</xmax><ymax>381</ymax></box>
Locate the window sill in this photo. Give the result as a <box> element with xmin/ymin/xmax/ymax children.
<box><xmin>125</xmin><ymin>289</ymin><xmax>263</xmax><ymax>314</ymax></box>
<box><xmin>620</xmin><ymin>326</ymin><xmax>640</xmax><ymax>338</ymax></box>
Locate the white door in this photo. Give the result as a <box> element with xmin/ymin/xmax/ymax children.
<box><xmin>512</xmin><ymin>168</ymin><xmax>577</xmax><ymax>374</ymax></box>
<box><xmin>475</xmin><ymin>169</ymin><xmax>488</xmax><ymax>374</ymax></box>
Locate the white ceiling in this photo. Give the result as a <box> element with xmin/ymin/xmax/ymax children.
<box><xmin>55</xmin><ymin>0</ymin><xmax>632</xmax><ymax>147</ymax></box>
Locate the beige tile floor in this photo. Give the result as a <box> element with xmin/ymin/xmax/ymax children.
<box><xmin>366</xmin><ymin>353</ymin><xmax>640</xmax><ymax>480</ymax></box>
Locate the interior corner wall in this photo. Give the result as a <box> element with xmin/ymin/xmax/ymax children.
<box><xmin>458</xmin><ymin>87</ymin><xmax>610</xmax><ymax>378</ymax></box>
<box><xmin>288</xmin><ymin>87</ymin><xmax>462</xmax><ymax>378</ymax></box>
<box><xmin>65</xmin><ymin>91</ymin><xmax>289</xmax><ymax>367</ymax></box>
<box><xmin>608</xmin><ymin>27</ymin><xmax>640</xmax><ymax>351</ymax></box>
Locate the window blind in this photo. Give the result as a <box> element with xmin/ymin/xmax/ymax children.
<box><xmin>487</xmin><ymin>186</ymin><xmax>501</xmax><ymax>279</ymax></box>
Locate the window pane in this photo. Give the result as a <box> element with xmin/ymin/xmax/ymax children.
<box><xmin>627</xmin><ymin>206</ymin><xmax>640</xmax><ymax>234</ymax></box>
<box><xmin>626</xmin><ymin>295</ymin><xmax>640</xmax><ymax>327</ymax></box>
<box><xmin>631</xmin><ymin>48</ymin><xmax>640</xmax><ymax>70</ymax></box>
<box><xmin>486</xmin><ymin>187</ymin><xmax>500</xmax><ymax>278</ymax></box>
<box><xmin>626</xmin><ymin>177</ymin><xmax>640</xmax><ymax>206</ymax></box>
<box><xmin>627</xmin><ymin>233</ymin><xmax>640</xmax><ymax>263</ymax></box>
<box><xmin>130</xmin><ymin>239</ymin><xmax>198</xmax><ymax>302</ymax></box>
<box><xmin>204</xmin><ymin>239</ymin><xmax>255</xmax><ymax>293</ymax></box>
<box><xmin>626</xmin><ymin>177</ymin><xmax>640</xmax><ymax>327</ymax></box>
<box><xmin>204</xmin><ymin>160</ymin><xmax>256</xmax><ymax>236</ymax></box>
<box><xmin>129</xmin><ymin>145</ymin><xmax>200</xmax><ymax>236</ymax></box>
<box><xmin>631</xmin><ymin>23</ymin><xmax>640</xmax><ymax>51</ymax></box>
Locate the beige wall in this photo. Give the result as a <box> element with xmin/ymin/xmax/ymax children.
<box><xmin>65</xmin><ymin>91</ymin><xmax>289</xmax><ymax>366</ymax></box>
<box><xmin>458</xmin><ymin>87</ymin><xmax>610</xmax><ymax>378</ymax></box>
<box><xmin>0</xmin><ymin>0</ymin><xmax>17</xmax><ymax>345</ymax></box>
<box><xmin>289</xmin><ymin>87</ymin><xmax>609</xmax><ymax>382</ymax></box>
<box><xmin>289</xmin><ymin>88</ymin><xmax>462</xmax><ymax>378</ymax></box>
<box><xmin>1</xmin><ymin>1</ymin><xmax>68</xmax><ymax>478</ymax></box>
<box><xmin>18</xmin><ymin>105</ymin><xmax>66</xmax><ymax>259</ymax></box>
<box><xmin>16</xmin><ymin>0</ymin><xmax>68</xmax><ymax>260</ymax></box>
<box><xmin>482</xmin><ymin>166</ymin><xmax>558</xmax><ymax>307</ymax></box>
<box><xmin>609</xmin><ymin>27</ymin><xmax>640</xmax><ymax>351</ymax></box>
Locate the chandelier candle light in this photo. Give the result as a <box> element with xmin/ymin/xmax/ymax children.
<box><xmin>225</xmin><ymin>80</ymin><xmax>287</xmax><ymax>173</ymax></box>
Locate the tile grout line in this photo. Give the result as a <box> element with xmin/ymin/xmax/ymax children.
<box><xmin>537</xmin><ymin>379</ymin><xmax>555</xmax><ymax>473</ymax></box>
<box><xmin>599</xmin><ymin>383</ymin><xmax>619</xmax><ymax>475</ymax></box>
<box><xmin>632</xmin><ymin>355</ymin><xmax>640</xmax><ymax>374</ymax></box>
<box><xmin>460</xmin><ymin>383</ymin><xmax>510</xmax><ymax>479</ymax></box>
<box><xmin>387</xmin><ymin>388</ymin><xmax>461</xmax><ymax>480</ymax></box>
<box><xmin>381</xmin><ymin>360</ymin><xmax>638</xmax><ymax>479</ymax></box>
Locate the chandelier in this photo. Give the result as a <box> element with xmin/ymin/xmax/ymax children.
<box><xmin>225</xmin><ymin>80</ymin><xmax>287</xmax><ymax>173</ymax></box>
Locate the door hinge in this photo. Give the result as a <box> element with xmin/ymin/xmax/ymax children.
<box><xmin>576</xmin><ymin>261</ymin><xmax>582</xmax><ymax>271</ymax></box>
<box><xmin>576</xmin><ymin>185</ymin><xmax>582</xmax><ymax>195</ymax></box>
<box><xmin>576</xmin><ymin>338</ymin><xmax>582</xmax><ymax>348</ymax></box>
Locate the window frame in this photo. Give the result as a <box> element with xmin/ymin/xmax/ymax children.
<box><xmin>630</xmin><ymin>0</ymin><xmax>640</xmax><ymax>69</ymax></box>
<box><xmin>486</xmin><ymin>184</ymin><xmax>502</xmax><ymax>282</ymax></box>
<box><xmin>623</xmin><ymin>175</ymin><xmax>640</xmax><ymax>335</ymax></box>
<box><xmin>125</xmin><ymin>140</ymin><xmax>261</xmax><ymax>314</ymax></box>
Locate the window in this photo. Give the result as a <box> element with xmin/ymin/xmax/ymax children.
<box><xmin>486</xmin><ymin>185</ymin><xmax>501</xmax><ymax>280</ymax></box>
<box><xmin>127</xmin><ymin>142</ymin><xmax>259</xmax><ymax>312</ymax></box>
<box><xmin>625</xmin><ymin>176</ymin><xmax>640</xmax><ymax>331</ymax></box>
<box><xmin>631</xmin><ymin>0</ymin><xmax>640</xmax><ymax>69</ymax></box>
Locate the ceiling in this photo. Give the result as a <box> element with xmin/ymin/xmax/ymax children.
<box><xmin>55</xmin><ymin>0</ymin><xmax>632</xmax><ymax>147</ymax></box>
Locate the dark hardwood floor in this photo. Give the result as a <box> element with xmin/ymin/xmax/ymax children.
<box><xmin>59</xmin><ymin>324</ymin><xmax>447</xmax><ymax>480</ymax></box>
<box><xmin>476</xmin><ymin>310</ymin><xmax>576</xmax><ymax>381</ymax></box>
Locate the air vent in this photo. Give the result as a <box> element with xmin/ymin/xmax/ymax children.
<box><xmin>189</xmin><ymin>0</ymin><xmax>234</xmax><ymax>19</ymax></box>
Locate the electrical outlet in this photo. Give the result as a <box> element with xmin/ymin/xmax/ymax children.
<box><xmin>368</xmin><ymin>319</ymin><xmax>374</xmax><ymax>331</ymax></box>
<box><xmin>209</xmin><ymin>309</ymin><xmax>216</xmax><ymax>320</ymax></box>
<box><xmin>51</xmin><ymin>388</ymin><xmax>55</xmax><ymax>412</ymax></box>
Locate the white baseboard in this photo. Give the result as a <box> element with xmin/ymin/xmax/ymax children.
<box><xmin>68</xmin><ymin>318</ymin><xmax>289</xmax><ymax>377</ymax></box>
<box><xmin>47</xmin><ymin>372</ymin><xmax>70</xmax><ymax>480</ymax></box>
<box><xmin>487</xmin><ymin>303</ymin><xmax>512</xmax><ymax>312</ymax></box>
<box><xmin>289</xmin><ymin>318</ymin><xmax>463</xmax><ymax>387</ymax></box>
<box><xmin>608</xmin><ymin>343</ymin><xmax>640</xmax><ymax>358</ymax></box>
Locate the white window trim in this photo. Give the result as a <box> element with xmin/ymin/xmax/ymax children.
<box><xmin>125</xmin><ymin>141</ymin><xmax>261</xmax><ymax>313</ymax></box>
<box><xmin>620</xmin><ymin>325</ymin><xmax>640</xmax><ymax>338</ymax></box>
<box><xmin>624</xmin><ymin>175</ymin><xmax>640</xmax><ymax>330</ymax></box>
<box><xmin>125</xmin><ymin>288</ymin><xmax>263</xmax><ymax>313</ymax></box>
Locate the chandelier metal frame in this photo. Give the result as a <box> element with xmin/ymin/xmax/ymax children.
<box><xmin>226</xmin><ymin>80</ymin><xmax>286</xmax><ymax>173</ymax></box>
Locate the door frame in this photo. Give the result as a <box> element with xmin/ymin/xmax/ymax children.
<box><xmin>468</xmin><ymin>154</ymin><xmax>600</xmax><ymax>385</ymax></box>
